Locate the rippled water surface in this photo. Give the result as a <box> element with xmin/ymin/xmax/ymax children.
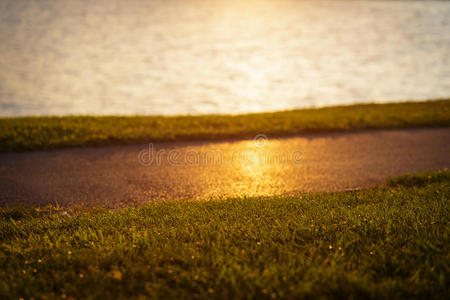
<box><xmin>1</xmin><ymin>0</ymin><xmax>449</xmax><ymax>116</ymax></box>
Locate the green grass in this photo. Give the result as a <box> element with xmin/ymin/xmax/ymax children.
<box><xmin>0</xmin><ymin>170</ymin><xmax>449</xmax><ymax>299</ymax></box>
<box><xmin>1</xmin><ymin>99</ymin><xmax>449</xmax><ymax>152</ymax></box>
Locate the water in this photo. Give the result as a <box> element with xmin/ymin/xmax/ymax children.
<box><xmin>1</xmin><ymin>0</ymin><xmax>449</xmax><ymax>117</ymax></box>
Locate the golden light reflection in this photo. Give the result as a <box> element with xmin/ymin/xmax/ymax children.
<box><xmin>2</xmin><ymin>0</ymin><xmax>448</xmax><ymax>116</ymax></box>
<box><xmin>238</xmin><ymin>148</ymin><xmax>266</xmax><ymax>177</ymax></box>
<box><xmin>226</xmin><ymin>139</ymin><xmax>289</xmax><ymax>197</ymax></box>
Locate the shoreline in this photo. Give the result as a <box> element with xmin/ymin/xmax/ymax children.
<box><xmin>1</xmin><ymin>99</ymin><xmax>449</xmax><ymax>152</ymax></box>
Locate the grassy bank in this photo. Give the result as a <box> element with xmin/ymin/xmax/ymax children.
<box><xmin>1</xmin><ymin>99</ymin><xmax>449</xmax><ymax>152</ymax></box>
<box><xmin>0</xmin><ymin>170</ymin><xmax>449</xmax><ymax>299</ymax></box>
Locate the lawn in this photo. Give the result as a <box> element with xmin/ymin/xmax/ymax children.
<box><xmin>0</xmin><ymin>170</ymin><xmax>448</xmax><ymax>299</ymax></box>
<box><xmin>1</xmin><ymin>99</ymin><xmax>449</xmax><ymax>152</ymax></box>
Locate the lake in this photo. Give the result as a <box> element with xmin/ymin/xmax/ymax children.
<box><xmin>1</xmin><ymin>0</ymin><xmax>449</xmax><ymax>116</ymax></box>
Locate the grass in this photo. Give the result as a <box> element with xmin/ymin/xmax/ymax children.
<box><xmin>0</xmin><ymin>170</ymin><xmax>448</xmax><ymax>299</ymax></box>
<box><xmin>1</xmin><ymin>99</ymin><xmax>449</xmax><ymax>152</ymax></box>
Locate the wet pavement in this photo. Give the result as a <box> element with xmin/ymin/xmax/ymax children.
<box><xmin>1</xmin><ymin>128</ymin><xmax>449</xmax><ymax>208</ymax></box>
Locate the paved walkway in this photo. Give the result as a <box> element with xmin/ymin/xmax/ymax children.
<box><xmin>1</xmin><ymin>128</ymin><xmax>449</xmax><ymax>208</ymax></box>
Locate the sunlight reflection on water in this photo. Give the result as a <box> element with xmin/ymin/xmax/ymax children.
<box><xmin>1</xmin><ymin>0</ymin><xmax>449</xmax><ymax>116</ymax></box>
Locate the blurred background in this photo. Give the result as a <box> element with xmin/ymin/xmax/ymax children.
<box><xmin>1</xmin><ymin>0</ymin><xmax>449</xmax><ymax>116</ymax></box>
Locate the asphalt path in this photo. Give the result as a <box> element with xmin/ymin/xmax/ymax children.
<box><xmin>1</xmin><ymin>128</ymin><xmax>449</xmax><ymax>208</ymax></box>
